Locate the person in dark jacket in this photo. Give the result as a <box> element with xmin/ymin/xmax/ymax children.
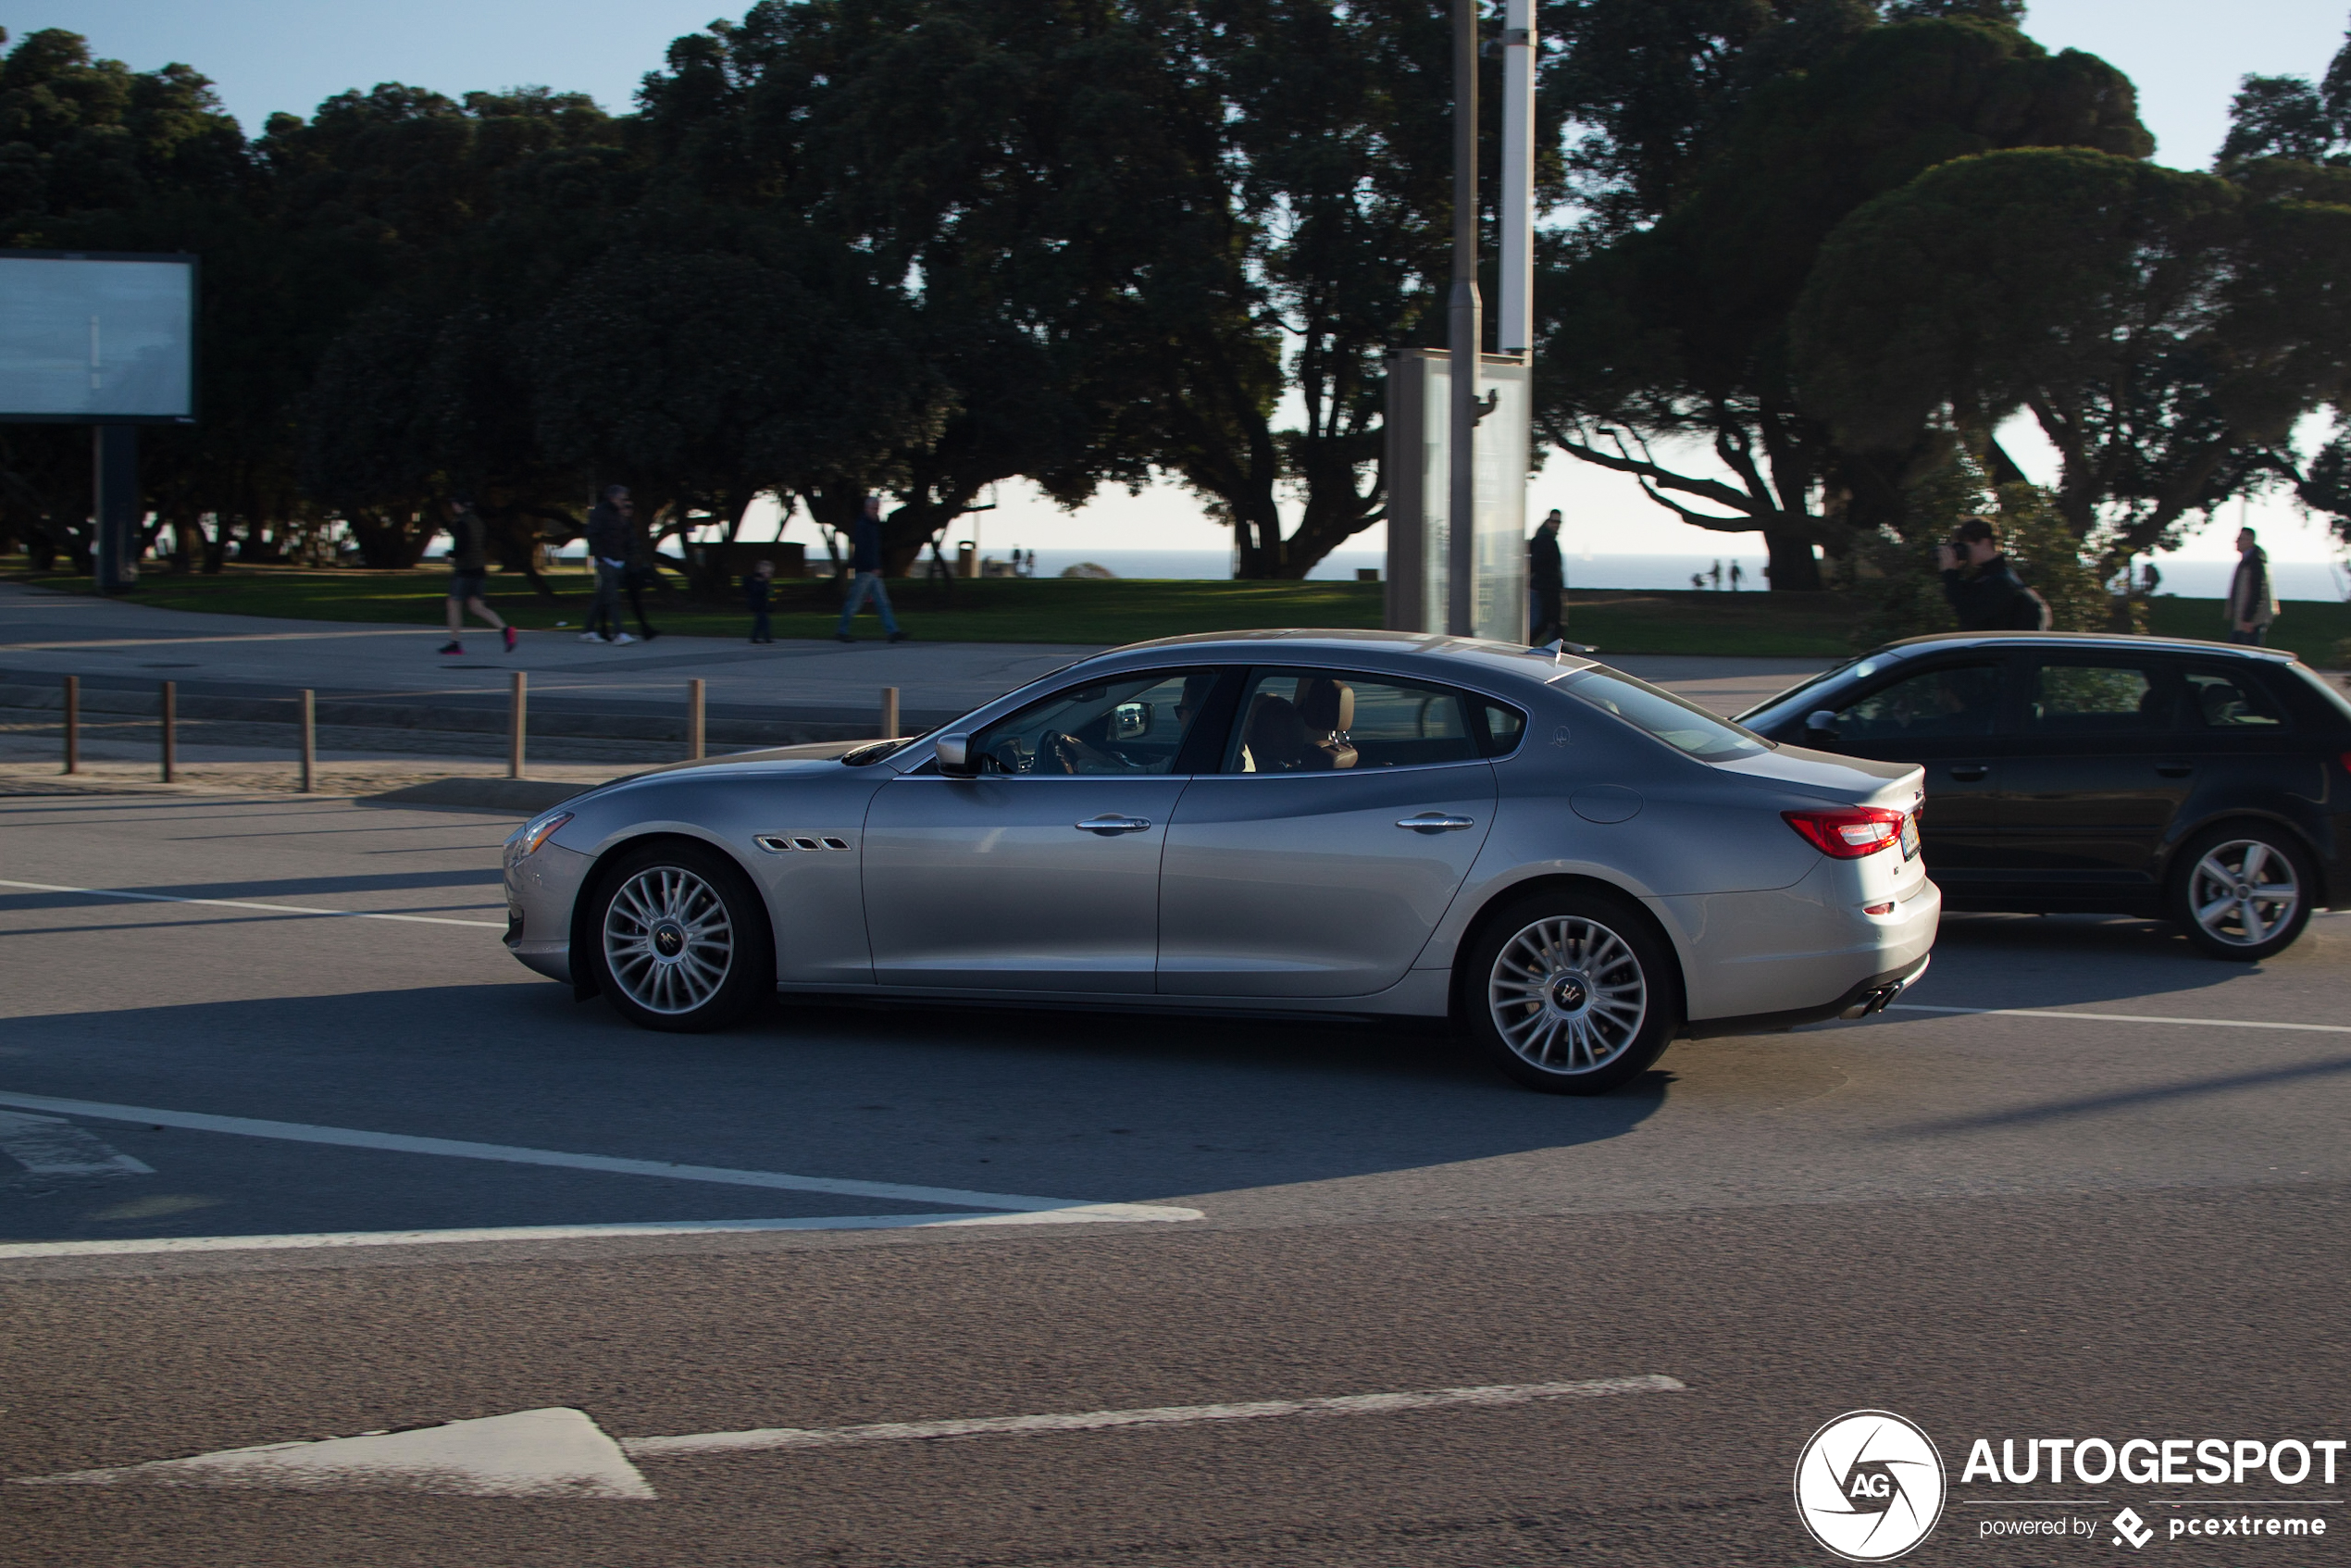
<box><xmin>2227</xmin><ymin>527</ymin><xmax>2278</xmax><ymax>645</ymax></box>
<box><xmin>581</xmin><ymin>486</ymin><xmax>633</xmax><ymax>643</ymax></box>
<box><xmin>439</xmin><ymin>497</ymin><xmax>516</xmax><ymax>655</ymax></box>
<box><xmin>745</xmin><ymin>559</ymin><xmax>775</xmax><ymax>644</ymax></box>
<box><xmin>1936</xmin><ymin>516</ymin><xmax>2049</xmax><ymax>631</ymax></box>
<box><xmin>1527</xmin><ymin>509</ymin><xmax>1565</xmax><ymax>645</ymax></box>
<box><xmin>834</xmin><ymin>495</ymin><xmax>908</xmax><ymax>642</ymax></box>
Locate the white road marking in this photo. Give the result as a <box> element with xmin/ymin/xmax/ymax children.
<box><xmin>626</xmin><ymin>1375</ymin><xmax>1689</xmax><ymax>1459</ymax></box>
<box><xmin>1890</xmin><ymin>1003</ymin><xmax>2351</xmax><ymax>1037</ymax></box>
<box><xmin>16</xmin><ymin>1407</ymin><xmax>655</xmax><ymax>1500</ymax></box>
<box><xmin>0</xmin><ymin>1111</ymin><xmax>152</xmax><ymax>1177</ymax></box>
<box><xmin>0</xmin><ymin>877</ymin><xmax>504</xmax><ymax>929</ymax></box>
<box><xmin>0</xmin><ymin>1091</ymin><xmax>1200</xmax><ymax>1234</ymax></box>
<box><xmin>10</xmin><ymin>1377</ymin><xmax>1686</xmax><ymax>1497</ymax></box>
<box><xmin>0</xmin><ymin>1208</ymin><xmax>1203</xmax><ymax>1260</ymax></box>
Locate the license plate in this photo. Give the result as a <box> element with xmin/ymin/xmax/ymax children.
<box><xmin>1899</xmin><ymin>813</ymin><xmax>1921</xmax><ymax>861</ymax></box>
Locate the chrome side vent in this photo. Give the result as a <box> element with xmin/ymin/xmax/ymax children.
<box><xmin>755</xmin><ymin>834</ymin><xmax>853</xmax><ymax>853</ymax></box>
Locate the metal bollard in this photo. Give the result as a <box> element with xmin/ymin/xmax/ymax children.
<box><xmin>160</xmin><ymin>680</ymin><xmax>177</xmax><ymax>783</ymax></box>
<box><xmin>63</xmin><ymin>675</ymin><xmax>79</xmax><ymax>775</ymax></box>
<box><xmin>689</xmin><ymin>678</ymin><xmax>706</xmax><ymax>761</ymax></box>
<box><xmin>299</xmin><ymin>690</ymin><xmax>317</xmax><ymax>793</ymax></box>
<box><xmin>881</xmin><ymin>685</ymin><xmax>901</xmax><ymax>740</ymax></box>
<box><xmin>508</xmin><ymin>671</ymin><xmax>527</xmax><ymax>779</ymax></box>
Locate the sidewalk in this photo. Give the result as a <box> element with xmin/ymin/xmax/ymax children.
<box><xmin>0</xmin><ymin>581</ymin><xmax>1831</xmax><ymax>805</ymax></box>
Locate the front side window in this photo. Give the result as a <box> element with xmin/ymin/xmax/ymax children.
<box><xmin>1557</xmin><ymin>667</ymin><xmax>1768</xmax><ymax>762</ymax></box>
<box><xmin>1224</xmin><ymin>669</ymin><xmax>1485</xmax><ymax>773</ymax></box>
<box><xmin>1832</xmin><ymin>663</ymin><xmax>2004</xmax><ymax>741</ymax></box>
<box><xmin>970</xmin><ymin>669</ymin><xmax>1216</xmax><ymax>776</ymax></box>
<box><xmin>2027</xmin><ymin>661</ymin><xmax>2169</xmax><ymax>734</ymax></box>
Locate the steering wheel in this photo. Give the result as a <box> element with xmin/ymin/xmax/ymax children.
<box><xmin>1039</xmin><ymin>730</ymin><xmax>1083</xmax><ymax>775</ymax></box>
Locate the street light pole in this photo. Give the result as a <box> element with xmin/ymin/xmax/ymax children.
<box><xmin>1447</xmin><ymin>0</ymin><xmax>1481</xmax><ymax>638</ymax></box>
<box><xmin>1499</xmin><ymin>0</ymin><xmax>1536</xmax><ymax>356</ymax></box>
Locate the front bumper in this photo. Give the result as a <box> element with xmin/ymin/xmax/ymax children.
<box><xmin>503</xmin><ymin>840</ymin><xmax>592</xmax><ymax>986</ymax></box>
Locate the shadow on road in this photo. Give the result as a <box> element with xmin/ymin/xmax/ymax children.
<box><xmin>0</xmin><ymin>983</ymin><xmax>1671</xmax><ymax>1230</ymax></box>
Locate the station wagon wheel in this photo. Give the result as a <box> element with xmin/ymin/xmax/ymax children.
<box><xmin>590</xmin><ymin>841</ymin><xmax>773</xmax><ymax>1032</ymax></box>
<box><xmin>1462</xmin><ymin>891</ymin><xmax>1677</xmax><ymax>1094</ymax></box>
<box><xmin>2169</xmin><ymin>824</ymin><xmax>2315</xmax><ymax>962</ymax></box>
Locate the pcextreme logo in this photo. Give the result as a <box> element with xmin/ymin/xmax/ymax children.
<box><xmin>1795</xmin><ymin>1410</ymin><xmax>1948</xmax><ymax>1562</ymax></box>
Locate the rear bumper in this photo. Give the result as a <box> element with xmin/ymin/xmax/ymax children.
<box><xmin>1681</xmin><ymin>951</ymin><xmax>1932</xmax><ymax>1039</ymax></box>
<box><xmin>1656</xmin><ymin>857</ymin><xmax>1941</xmax><ymax>1023</ymax></box>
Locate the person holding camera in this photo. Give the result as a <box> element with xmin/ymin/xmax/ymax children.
<box><xmin>1936</xmin><ymin>516</ymin><xmax>2049</xmax><ymax>631</ymax></box>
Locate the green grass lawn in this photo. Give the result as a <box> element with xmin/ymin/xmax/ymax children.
<box><xmin>6</xmin><ymin>560</ymin><xmax>2344</xmax><ymax>664</ymax></box>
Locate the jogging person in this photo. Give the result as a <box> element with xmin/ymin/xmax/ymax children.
<box><xmin>439</xmin><ymin>497</ymin><xmax>516</xmax><ymax>655</ymax></box>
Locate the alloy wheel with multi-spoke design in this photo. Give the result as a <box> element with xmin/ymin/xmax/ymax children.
<box><xmin>602</xmin><ymin>865</ymin><xmax>736</xmax><ymax>1016</ymax></box>
<box><xmin>1486</xmin><ymin>914</ymin><xmax>1649</xmax><ymax>1076</ymax></box>
<box><xmin>2186</xmin><ymin>838</ymin><xmax>2302</xmax><ymax>952</ymax></box>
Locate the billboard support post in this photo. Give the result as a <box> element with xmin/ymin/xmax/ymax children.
<box><xmin>93</xmin><ymin>425</ymin><xmax>138</xmax><ymax>593</ymax></box>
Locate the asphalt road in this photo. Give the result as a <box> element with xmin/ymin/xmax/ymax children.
<box><xmin>2</xmin><ymin>790</ymin><xmax>2346</xmax><ymax>1566</ymax></box>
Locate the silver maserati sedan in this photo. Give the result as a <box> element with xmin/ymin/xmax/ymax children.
<box><xmin>502</xmin><ymin>631</ymin><xmax>1939</xmax><ymax>1093</ymax></box>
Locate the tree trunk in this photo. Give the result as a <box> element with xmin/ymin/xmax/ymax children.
<box><xmin>1761</xmin><ymin>529</ymin><xmax>1822</xmax><ymax>591</ymax></box>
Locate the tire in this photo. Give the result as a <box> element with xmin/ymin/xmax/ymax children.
<box><xmin>2168</xmin><ymin>823</ymin><xmax>2316</xmax><ymax>962</ymax></box>
<box><xmin>587</xmin><ymin>840</ymin><xmax>774</xmax><ymax>1031</ymax></box>
<box><xmin>1461</xmin><ymin>890</ymin><xmax>1678</xmax><ymax>1094</ymax></box>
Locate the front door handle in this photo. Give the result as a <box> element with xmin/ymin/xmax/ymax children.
<box><xmin>1397</xmin><ymin>813</ymin><xmax>1475</xmax><ymax>832</ymax></box>
<box><xmin>1075</xmin><ymin>814</ymin><xmax>1153</xmax><ymax>835</ymax></box>
<box><xmin>2156</xmin><ymin>764</ymin><xmax>2193</xmax><ymax>778</ymax></box>
<box><xmin>1947</xmin><ymin>765</ymin><xmax>1990</xmax><ymax>782</ymax></box>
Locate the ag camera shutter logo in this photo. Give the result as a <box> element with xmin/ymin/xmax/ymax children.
<box><xmin>1795</xmin><ymin>1410</ymin><xmax>1947</xmax><ymax>1562</ymax></box>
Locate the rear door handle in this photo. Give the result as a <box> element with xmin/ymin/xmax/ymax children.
<box><xmin>1947</xmin><ymin>765</ymin><xmax>1990</xmax><ymax>782</ymax></box>
<box><xmin>1397</xmin><ymin>813</ymin><xmax>1475</xmax><ymax>832</ymax></box>
<box><xmin>2156</xmin><ymin>765</ymin><xmax>2193</xmax><ymax>778</ymax></box>
<box><xmin>1075</xmin><ymin>814</ymin><xmax>1152</xmax><ymax>835</ymax></box>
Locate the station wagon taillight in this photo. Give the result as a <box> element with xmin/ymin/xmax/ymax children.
<box><xmin>1784</xmin><ymin>806</ymin><xmax>1907</xmax><ymax>860</ymax></box>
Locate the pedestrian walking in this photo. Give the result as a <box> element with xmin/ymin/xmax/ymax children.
<box><xmin>1728</xmin><ymin>560</ymin><xmax>1744</xmax><ymax>591</ymax></box>
<box><xmin>582</xmin><ymin>485</ymin><xmax>634</xmax><ymax>644</ymax></box>
<box><xmin>835</xmin><ymin>495</ymin><xmax>909</xmax><ymax>643</ymax></box>
<box><xmin>1935</xmin><ymin>516</ymin><xmax>2050</xmax><ymax>631</ymax></box>
<box><xmin>1710</xmin><ymin>559</ymin><xmax>1723</xmax><ymax>590</ymax></box>
<box><xmin>746</xmin><ymin>559</ymin><xmax>775</xmax><ymax>644</ymax></box>
<box><xmin>621</xmin><ymin>520</ymin><xmax>662</xmax><ymax>642</ymax></box>
<box><xmin>439</xmin><ymin>496</ymin><xmax>516</xmax><ymax>656</ymax></box>
<box><xmin>1527</xmin><ymin>508</ymin><xmax>1565</xmax><ymax>645</ymax></box>
<box><xmin>2227</xmin><ymin>527</ymin><xmax>2278</xmax><ymax>646</ymax></box>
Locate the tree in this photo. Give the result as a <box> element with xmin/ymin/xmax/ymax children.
<box><xmin>1791</xmin><ymin>148</ymin><xmax>2351</xmax><ymax>571</ymax></box>
<box><xmin>2217</xmin><ymin>16</ymin><xmax>2350</xmax><ymax>168</ymax></box>
<box><xmin>525</xmin><ymin>227</ymin><xmax>950</xmax><ymax>584</ymax></box>
<box><xmin>1533</xmin><ymin>11</ymin><xmax>2149</xmax><ymax>589</ymax></box>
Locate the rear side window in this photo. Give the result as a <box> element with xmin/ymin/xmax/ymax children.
<box><xmin>1557</xmin><ymin>668</ymin><xmax>1767</xmax><ymax>762</ymax></box>
<box><xmin>1224</xmin><ymin>669</ymin><xmax>1486</xmax><ymax>772</ymax></box>
<box><xmin>2026</xmin><ymin>661</ymin><xmax>2171</xmax><ymax>734</ymax></box>
<box><xmin>2179</xmin><ymin>666</ymin><xmax>2289</xmax><ymax>730</ymax></box>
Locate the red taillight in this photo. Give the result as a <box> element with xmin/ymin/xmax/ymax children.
<box><xmin>1784</xmin><ymin>806</ymin><xmax>1907</xmax><ymax>860</ymax></box>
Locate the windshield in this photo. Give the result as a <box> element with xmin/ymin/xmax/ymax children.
<box><xmin>1732</xmin><ymin>655</ymin><xmax>1876</xmax><ymax>729</ymax></box>
<box><xmin>1558</xmin><ymin>667</ymin><xmax>1770</xmax><ymax>763</ymax></box>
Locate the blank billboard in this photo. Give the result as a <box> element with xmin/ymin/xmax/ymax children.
<box><xmin>0</xmin><ymin>252</ymin><xmax>194</xmax><ymax>421</ymax></box>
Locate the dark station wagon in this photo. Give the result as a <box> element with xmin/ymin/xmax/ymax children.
<box><xmin>1738</xmin><ymin>632</ymin><xmax>2351</xmax><ymax>959</ymax></box>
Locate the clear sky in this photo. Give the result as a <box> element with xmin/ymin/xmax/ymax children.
<box><xmin>7</xmin><ymin>0</ymin><xmax>2347</xmax><ymax>563</ymax></box>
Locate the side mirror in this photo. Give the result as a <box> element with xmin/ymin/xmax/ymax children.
<box><xmin>1804</xmin><ymin>709</ymin><xmax>1841</xmax><ymax>743</ymax></box>
<box><xmin>935</xmin><ymin>734</ymin><xmax>978</xmax><ymax>777</ymax></box>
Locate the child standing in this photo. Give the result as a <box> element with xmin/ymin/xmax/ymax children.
<box><xmin>745</xmin><ymin>559</ymin><xmax>775</xmax><ymax>643</ymax></box>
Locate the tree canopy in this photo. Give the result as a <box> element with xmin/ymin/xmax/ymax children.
<box><xmin>2</xmin><ymin>6</ymin><xmax>2345</xmax><ymax>585</ymax></box>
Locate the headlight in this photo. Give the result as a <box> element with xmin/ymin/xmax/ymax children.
<box><xmin>514</xmin><ymin>811</ymin><xmax>573</xmax><ymax>858</ymax></box>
